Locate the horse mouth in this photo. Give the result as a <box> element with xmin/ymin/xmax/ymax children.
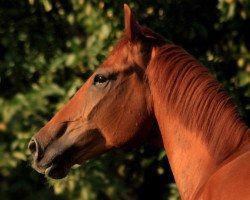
<box><xmin>32</xmin><ymin>150</ymin><xmax>77</xmax><ymax>179</ymax></box>
<box><xmin>44</xmin><ymin>154</ymin><xmax>84</xmax><ymax>179</ymax></box>
<box><xmin>30</xmin><ymin>127</ymin><xmax>108</xmax><ymax>179</ymax></box>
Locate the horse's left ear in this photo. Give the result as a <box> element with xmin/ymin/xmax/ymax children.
<box><xmin>124</xmin><ymin>4</ymin><xmax>140</xmax><ymax>42</ymax></box>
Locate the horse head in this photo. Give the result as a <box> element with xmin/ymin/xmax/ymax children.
<box><xmin>28</xmin><ymin>5</ymin><xmax>164</xmax><ymax>179</ymax></box>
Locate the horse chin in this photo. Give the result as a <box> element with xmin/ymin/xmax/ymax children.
<box><xmin>44</xmin><ymin>163</ymin><xmax>70</xmax><ymax>179</ymax></box>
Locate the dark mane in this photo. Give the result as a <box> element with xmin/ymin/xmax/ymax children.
<box><xmin>110</xmin><ymin>26</ymin><xmax>167</xmax><ymax>56</ymax></box>
<box><xmin>147</xmin><ymin>44</ymin><xmax>249</xmax><ymax>161</ymax></box>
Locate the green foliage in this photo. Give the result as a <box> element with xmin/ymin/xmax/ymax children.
<box><xmin>0</xmin><ymin>0</ymin><xmax>249</xmax><ymax>199</ymax></box>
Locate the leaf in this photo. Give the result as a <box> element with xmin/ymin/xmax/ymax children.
<box><xmin>12</xmin><ymin>151</ymin><xmax>26</xmax><ymax>161</ymax></box>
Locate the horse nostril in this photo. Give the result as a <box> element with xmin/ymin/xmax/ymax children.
<box><xmin>28</xmin><ymin>138</ymin><xmax>37</xmax><ymax>155</ymax></box>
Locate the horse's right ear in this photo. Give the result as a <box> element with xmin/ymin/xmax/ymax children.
<box><xmin>124</xmin><ymin>4</ymin><xmax>140</xmax><ymax>42</ymax></box>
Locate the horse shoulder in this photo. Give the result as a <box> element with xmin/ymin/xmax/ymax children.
<box><xmin>198</xmin><ymin>150</ymin><xmax>250</xmax><ymax>200</ymax></box>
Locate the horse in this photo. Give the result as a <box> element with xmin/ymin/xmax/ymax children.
<box><xmin>28</xmin><ymin>4</ymin><xmax>250</xmax><ymax>200</ymax></box>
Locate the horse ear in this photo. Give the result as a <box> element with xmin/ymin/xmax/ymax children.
<box><xmin>124</xmin><ymin>4</ymin><xmax>140</xmax><ymax>42</ymax></box>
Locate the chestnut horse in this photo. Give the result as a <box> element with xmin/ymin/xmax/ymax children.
<box><xmin>29</xmin><ymin>5</ymin><xmax>250</xmax><ymax>200</ymax></box>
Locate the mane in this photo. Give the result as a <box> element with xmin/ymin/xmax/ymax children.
<box><xmin>108</xmin><ymin>26</ymin><xmax>167</xmax><ymax>59</ymax></box>
<box><xmin>147</xmin><ymin>44</ymin><xmax>249</xmax><ymax>161</ymax></box>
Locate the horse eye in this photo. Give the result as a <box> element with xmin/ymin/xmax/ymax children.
<box><xmin>93</xmin><ymin>74</ymin><xmax>108</xmax><ymax>85</ymax></box>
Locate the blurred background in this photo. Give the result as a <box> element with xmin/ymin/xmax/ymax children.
<box><xmin>0</xmin><ymin>0</ymin><xmax>249</xmax><ymax>199</ymax></box>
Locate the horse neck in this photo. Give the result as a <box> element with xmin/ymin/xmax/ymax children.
<box><xmin>147</xmin><ymin>44</ymin><xmax>249</xmax><ymax>199</ymax></box>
